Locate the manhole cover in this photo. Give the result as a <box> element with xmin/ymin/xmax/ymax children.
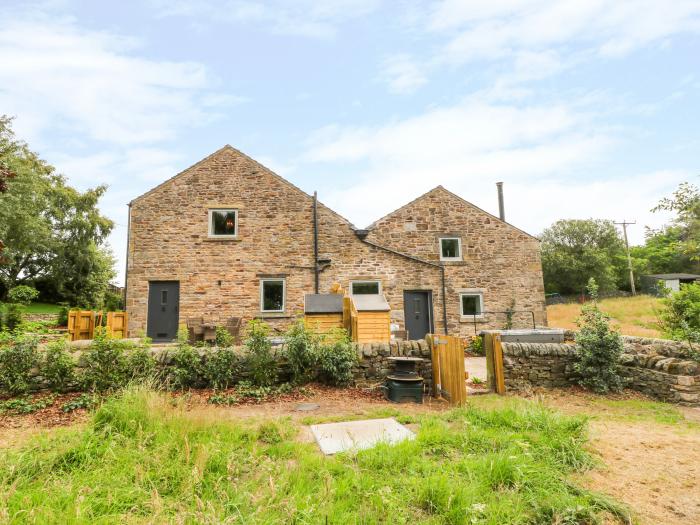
<box><xmin>295</xmin><ymin>403</ymin><xmax>320</xmax><ymax>412</ymax></box>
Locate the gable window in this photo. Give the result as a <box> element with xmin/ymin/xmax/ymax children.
<box><xmin>350</xmin><ymin>280</ymin><xmax>381</xmax><ymax>295</ymax></box>
<box><xmin>260</xmin><ymin>279</ymin><xmax>285</xmax><ymax>312</ymax></box>
<box><xmin>208</xmin><ymin>209</ymin><xmax>238</xmax><ymax>237</ymax></box>
<box><xmin>440</xmin><ymin>237</ymin><xmax>462</xmax><ymax>261</ymax></box>
<box><xmin>460</xmin><ymin>292</ymin><xmax>483</xmax><ymax>318</ymax></box>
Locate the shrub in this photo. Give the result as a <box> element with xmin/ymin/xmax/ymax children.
<box><xmin>203</xmin><ymin>347</ymin><xmax>241</xmax><ymax>390</ymax></box>
<box><xmin>170</xmin><ymin>343</ymin><xmax>204</xmax><ymax>389</ymax></box>
<box><xmin>2</xmin><ymin>303</ymin><xmax>23</xmax><ymax>331</ymax></box>
<box><xmin>0</xmin><ymin>395</ymin><xmax>55</xmax><ymax>415</ymax></box>
<box><xmin>316</xmin><ymin>329</ymin><xmax>356</xmax><ymax>386</ymax></box>
<box><xmin>61</xmin><ymin>393</ymin><xmax>98</xmax><ymax>412</ymax></box>
<box><xmin>284</xmin><ymin>321</ymin><xmax>319</xmax><ymax>384</ymax></box>
<box><xmin>0</xmin><ymin>334</ymin><xmax>39</xmax><ymax>395</ymax></box>
<box><xmin>7</xmin><ymin>285</ymin><xmax>39</xmax><ymax>306</ymax></box>
<box><xmin>80</xmin><ymin>331</ymin><xmax>152</xmax><ymax>393</ymax></box>
<box><xmin>244</xmin><ymin>320</ymin><xmax>277</xmax><ymax>387</ymax></box>
<box><xmin>57</xmin><ymin>303</ymin><xmax>70</xmax><ymax>327</ymax></box>
<box><xmin>574</xmin><ymin>279</ymin><xmax>623</xmax><ymax>394</ymax></box>
<box><xmin>43</xmin><ymin>338</ymin><xmax>75</xmax><ymax>393</ymax></box>
<box><xmin>658</xmin><ymin>282</ymin><xmax>700</xmax><ymax>347</ymax></box>
<box><xmin>468</xmin><ymin>335</ymin><xmax>484</xmax><ymax>355</ymax></box>
<box><xmin>126</xmin><ymin>346</ymin><xmax>157</xmax><ymax>383</ymax></box>
<box><xmin>215</xmin><ymin>325</ymin><xmax>234</xmax><ymax>347</ymax></box>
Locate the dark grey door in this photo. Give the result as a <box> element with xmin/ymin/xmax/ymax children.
<box><xmin>147</xmin><ymin>281</ymin><xmax>179</xmax><ymax>342</ymax></box>
<box><xmin>403</xmin><ymin>291</ymin><xmax>433</xmax><ymax>340</ymax></box>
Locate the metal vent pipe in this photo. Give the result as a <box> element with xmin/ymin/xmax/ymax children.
<box><xmin>496</xmin><ymin>182</ymin><xmax>505</xmax><ymax>221</ymax></box>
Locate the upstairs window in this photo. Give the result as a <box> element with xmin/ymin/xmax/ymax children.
<box><xmin>209</xmin><ymin>209</ymin><xmax>238</xmax><ymax>237</ymax></box>
<box><xmin>440</xmin><ymin>237</ymin><xmax>462</xmax><ymax>261</ymax></box>
<box><xmin>260</xmin><ymin>279</ymin><xmax>285</xmax><ymax>312</ymax></box>
<box><xmin>350</xmin><ymin>280</ymin><xmax>381</xmax><ymax>295</ymax></box>
<box><xmin>460</xmin><ymin>293</ymin><xmax>483</xmax><ymax>317</ymax></box>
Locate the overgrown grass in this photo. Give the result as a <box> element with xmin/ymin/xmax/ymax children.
<box><xmin>0</xmin><ymin>387</ymin><xmax>631</xmax><ymax>524</ymax></box>
<box><xmin>19</xmin><ymin>302</ymin><xmax>62</xmax><ymax>315</ymax></box>
<box><xmin>548</xmin><ymin>295</ymin><xmax>664</xmax><ymax>338</ymax></box>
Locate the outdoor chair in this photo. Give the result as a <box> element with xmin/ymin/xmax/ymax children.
<box><xmin>225</xmin><ymin>317</ymin><xmax>243</xmax><ymax>344</ymax></box>
<box><xmin>186</xmin><ymin>317</ymin><xmax>204</xmax><ymax>344</ymax></box>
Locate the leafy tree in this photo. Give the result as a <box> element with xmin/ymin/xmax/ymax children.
<box><xmin>0</xmin><ymin>116</ymin><xmax>115</xmax><ymax>306</ymax></box>
<box><xmin>657</xmin><ymin>282</ymin><xmax>700</xmax><ymax>346</ymax></box>
<box><xmin>574</xmin><ymin>279</ymin><xmax>623</xmax><ymax>393</ymax></box>
<box><xmin>630</xmin><ymin>225</ymin><xmax>698</xmax><ymax>276</ymax></box>
<box><xmin>652</xmin><ymin>182</ymin><xmax>700</xmax><ymax>263</ymax></box>
<box><xmin>540</xmin><ymin>219</ymin><xmax>626</xmax><ymax>294</ymax></box>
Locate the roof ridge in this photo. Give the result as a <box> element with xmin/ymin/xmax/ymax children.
<box><xmin>367</xmin><ymin>185</ymin><xmax>538</xmax><ymax>241</ymax></box>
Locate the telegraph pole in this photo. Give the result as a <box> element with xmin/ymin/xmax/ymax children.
<box><xmin>615</xmin><ymin>220</ymin><xmax>636</xmax><ymax>295</ymax></box>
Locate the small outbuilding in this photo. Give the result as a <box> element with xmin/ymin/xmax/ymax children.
<box><xmin>304</xmin><ymin>294</ymin><xmax>344</xmax><ymax>334</ymax></box>
<box><xmin>346</xmin><ymin>294</ymin><xmax>391</xmax><ymax>343</ymax></box>
<box><xmin>646</xmin><ymin>273</ymin><xmax>700</xmax><ymax>293</ymax></box>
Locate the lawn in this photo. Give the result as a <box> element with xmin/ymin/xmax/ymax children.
<box><xmin>0</xmin><ymin>302</ymin><xmax>63</xmax><ymax>315</ymax></box>
<box><xmin>0</xmin><ymin>387</ymin><xmax>629</xmax><ymax>524</ymax></box>
<box><xmin>547</xmin><ymin>295</ymin><xmax>664</xmax><ymax>338</ymax></box>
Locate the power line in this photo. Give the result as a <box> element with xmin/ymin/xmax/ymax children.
<box><xmin>615</xmin><ymin>220</ymin><xmax>636</xmax><ymax>295</ymax></box>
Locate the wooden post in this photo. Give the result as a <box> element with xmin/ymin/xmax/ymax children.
<box><xmin>483</xmin><ymin>332</ymin><xmax>496</xmax><ymax>391</ymax></box>
<box><xmin>493</xmin><ymin>333</ymin><xmax>506</xmax><ymax>395</ymax></box>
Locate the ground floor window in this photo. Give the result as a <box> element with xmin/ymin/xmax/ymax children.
<box><xmin>350</xmin><ymin>280</ymin><xmax>381</xmax><ymax>295</ymax></box>
<box><xmin>260</xmin><ymin>279</ymin><xmax>285</xmax><ymax>312</ymax></box>
<box><xmin>460</xmin><ymin>292</ymin><xmax>483</xmax><ymax>317</ymax></box>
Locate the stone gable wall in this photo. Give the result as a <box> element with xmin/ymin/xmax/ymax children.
<box><xmin>127</xmin><ymin>147</ymin><xmax>546</xmax><ymax>339</ymax></box>
<box><xmin>502</xmin><ymin>337</ymin><xmax>700</xmax><ymax>405</ymax></box>
<box><xmin>366</xmin><ymin>187</ymin><xmax>547</xmax><ymax>335</ymax></box>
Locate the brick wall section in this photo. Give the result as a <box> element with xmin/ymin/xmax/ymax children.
<box><xmin>502</xmin><ymin>337</ymin><xmax>700</xmax><ymax>405</ymax></box>
<box><xmin>126</xmin><ymin>146</ymin><xmax>546</xmax><ymax>339</ymax></box>
<box><xmin>366</xmin><ymin>186</ymin><xmax>547</xmax><ymax>336</ymax></box>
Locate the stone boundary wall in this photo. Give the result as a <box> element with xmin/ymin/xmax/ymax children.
<box><xmin>27</xmin><ymin>339</ymin><xmax>432</xmax><ymax>393</ymax></box>
<box><xmin>502</xmin><ymin>336</ymin><xmax>700</xmax><ymax>405</ymax></box>
<box><xmin>24</xmin><ymin>313</ymin><xmax>59</xmax><ymax>323</ymax></box>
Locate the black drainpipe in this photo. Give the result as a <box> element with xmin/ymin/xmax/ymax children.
<box><xmin>357</xmin><ymin>234</ymin><xmax>449</xmax><ymax>335</ymax></box>
<box><xmin>124</xmin><ymin>202</ymin><xmax>132</xmax><ymax>312</ymax></box>
<box><xmin>313</xmin><ymin>191</ymin><xmax>319</xmax><ymax>294</ymax></box>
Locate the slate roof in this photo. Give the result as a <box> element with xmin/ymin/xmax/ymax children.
<box><xmin>352</xmin><ymin>294</ymin><xmax>390</xmax><ymax>312</ymax></box>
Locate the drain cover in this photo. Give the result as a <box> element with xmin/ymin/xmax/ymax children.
<box><xmin>295</xmin><ymin>403</ymin><xmax>320</xmax><ymax>412</ymax></box>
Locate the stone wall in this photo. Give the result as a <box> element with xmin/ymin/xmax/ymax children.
<box><xmin>27</xmin><ymin>339</ymin><xmax>432</xmax><ymax>393</ymax></box>
<box><xmin>502</xmin><ymin>336</ymin><xmax>700</xmax><ymax>405</ymax></box>
<box><xmin>127</xmin><ymin>146</ymin><xmax>546</xmax><ymax>340</ymax></box>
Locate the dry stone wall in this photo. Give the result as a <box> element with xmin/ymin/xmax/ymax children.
<box><xmin>502</xmin><ymin>336</ymin><xmax>700</xmax><ymax>405</ymax></box>
<box><xmin>27</xmin><ymin>339</ymin><xmax>432</xmax><ymax>393</ymax></box>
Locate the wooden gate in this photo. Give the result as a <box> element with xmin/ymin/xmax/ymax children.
<box><xmin>482</xmin><ymin>332</ymin><xmax>506</xmax><ymax>394</ymax></box>
<box><xmin>427</xmin><ymin>334</ymin><xmax>467</xmax><ymax>405</ymax></box>
<box><xmin>68</xmin><ymin>311</ymin><xmax>128</xmax><ymax>341</ymax></box>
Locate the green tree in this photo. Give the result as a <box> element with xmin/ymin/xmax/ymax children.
<box><xmin>0</xmin><ymin>116</ymin><xmax>115</xmax><ymax>306</ymax></box>
<box><xmin>657</xmin><ymin>282</ymin><xmax>700</xmax><ymax>345</ymax></box>
<box><xmin>540</xmin><ymin>219</ymin><xmax>626</xmax><ymax>294</ymax></box>
<box><xmin>651</xmin><ymin>182</ymin><xmax>700</xmax><ymax>263</ymax></box>
<box><xmin>630</xmin><ymin>225</ymin><xmax>697</xmax><ymax>276</ymax></box>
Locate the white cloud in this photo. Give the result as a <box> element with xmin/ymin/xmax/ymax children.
<box><xmin>429</xmin><ymin>0</ymin><xmax>700</xmax><ymax>64</ymax></box>
<box><xmin>379</xmin><ymin>54</ymin><xmax>428</xmax><ymax>94</ymax></box>
<box><xmin>149</xmin><ymin>0</ymin><xmax>381</xmax><ymax>39</ymax></box>
<box><xmin>0</xmin><ymin>16</ymin><xmax>237</xmax><ymax>147</ymax></box>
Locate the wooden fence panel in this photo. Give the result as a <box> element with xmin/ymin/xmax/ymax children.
<box><xmin>107</xmin><ymin>312</ymin><xmax>128</xmax><ymax>339</ymax></box>
<box><xmin>68</xmin><ymin>310</ymin><xmax>94</xmax><ymax>341</ymax></box>
<box><xmin>428</xmin><ymin>334</ymin><xmax>467</xmax><ymax>406</ymax></box>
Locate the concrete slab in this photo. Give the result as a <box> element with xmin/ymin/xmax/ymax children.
<box><xmin>310</xmin><ymin>418</ymin><xmax>415</xmax><ymax>455</ymax></box>
<box><xmin>465</xmin><ymin>356</ymin><xmax>487</xmax><ymax>382</ymax></box>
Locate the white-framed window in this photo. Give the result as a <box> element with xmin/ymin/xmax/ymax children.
<box><xmin>260</xmin><ymin>278</ymin><xmax>285</xmax><ymax>312</ymax></box>
<box><xmin>460</xmin><ymin>292</ymin><xmax>483</xmax><ymax>318</ymax></box>
<box><xmin>350</xmin><ymin>280</ymin><xmax>381</xmax><ymax>295</ymax></box>
<box><xmin>208</xmin><ymin>209</ymin><xmax>238</xmax><ymax>237</ymax></box>
<box><xmin>439</xmin><ymin>237</ymin><xmax>462</xmax><ymax>261</ymax></box>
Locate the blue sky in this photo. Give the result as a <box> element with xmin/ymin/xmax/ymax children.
<box><xmin>1</xmin><ymin>0</ymin><xmax>699</xmax><ymax>284</ymax></box>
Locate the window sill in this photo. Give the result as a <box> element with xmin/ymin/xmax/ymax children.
<box><xmin>256</xmin><ymin>312</ymin><xmax>291</xmax><ymax>319</ymax></box>
<box><xmin>203</xmin><ymin>237</ymin><xmax>242</xmax><ymax>242</ymax></box>
<box><xmin>460</xmin><ymin>316</ymin><xmax>486</xmax><ymax>323</ymax></box>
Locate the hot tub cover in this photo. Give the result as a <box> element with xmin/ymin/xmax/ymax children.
<box><xmin>304</xmin><ymin>293</ymin><xmax>344</xmax><ymax>314</ymax></box>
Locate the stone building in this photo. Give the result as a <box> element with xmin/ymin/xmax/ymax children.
<box><xmin>125</xmin><ymin>145</ymin><xmax>546</xmax><ymax>341</ymax></box>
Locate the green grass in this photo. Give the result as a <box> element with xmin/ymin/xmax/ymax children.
<box><xmin>0</xmin><ymin>388</ymin><xmax>631</xmax><ymax>524</ymax></box>
<box><xmin>21</xmin><ymin>302</ymin><xmax>62</xmax><ymax>315</ymax></box>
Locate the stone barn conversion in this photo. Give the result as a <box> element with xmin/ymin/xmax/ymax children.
<box><xmin>125</xmin><ymin>145</ymin><xmax>546</xmax><ymax>341</ymax></box>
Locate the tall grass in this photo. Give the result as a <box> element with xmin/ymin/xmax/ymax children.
<box><xmin>548</xmin><ymin>295</ymin><xmax>663</xmax><ymax>338</ymax></box>
<box><xmin>0</xmin><ymin>387</ymin><xmax>630</xmax><ymax>524</ymax></box>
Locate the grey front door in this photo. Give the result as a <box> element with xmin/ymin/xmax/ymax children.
<box><xmin>403</xmin><ymin>290</ymin><xmax>433</xmax><ymax>340</ymax></box>
<box><xmin>147</xmin><ymin>281</ymin><xmax>179</xmax><ymax>342</ymax></box>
